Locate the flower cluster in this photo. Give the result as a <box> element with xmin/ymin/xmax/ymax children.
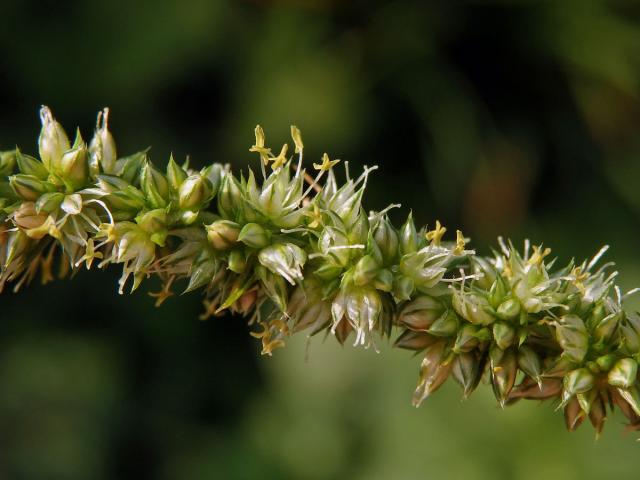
<box><xmin>1</xmin><ymin>107</ymin><xmax>639</xmax><ymax>437</ymax></box>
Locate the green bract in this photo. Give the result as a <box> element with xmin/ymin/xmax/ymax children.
<box><xmin>1</xmin><ymin>107</ymin><xmax>640</xmax><ymax>437</ymax></box>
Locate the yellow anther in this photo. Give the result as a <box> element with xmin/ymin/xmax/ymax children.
<box><xmin>304</xmin><ymin>203</ymin><xmax>323</xmax><ymax>229</ymax></box>
<box><xmin>571</xmin><ymin>266</ymin><xmax>589</xmax><ymax>292</ymax></box>
<box><xmin>528</xmin><ymin>245</ymin><xmax>551</xmax><ymax>266</ymax></box>
<box><xmin>77</xmin><ymin>238</ymin><xmax>104</xmax><ymax>269</ymax></box>
<box><xmin>426</xmin><ymin>220</ymin><xmax>447</xmax><ymax>246</ymax></box>
<box><xmin>502</xmin><ymin>262</ymin><xmax>513</xmax><ymax>279</ymax></box>
<box><xmin>270</xmin><ymin>143</ymin><xmax>289</xmax><ymax>170</ymax></box>
<box><xmin>313</xmin><ymin>153</ymin><xmax>340</xmax><ymax>172</ymax></box>
<box><xmin>149</xmin><ymin>276</ymin><xmax>175</xmax><ymax>307</ymax></box>
<box><xmin>249</xmin><ymin>125</ymin><xmax>272</xmax><ymax>166</ymax></box>
<box><xmin>453</xmin><ymin>230</ymin><xmax>466</xmax><ymax>255</ymax></box>
<box><xmin>291</xmin><ymin>125</ymin><xmax>304</xmax><ymax>154</ymax></box>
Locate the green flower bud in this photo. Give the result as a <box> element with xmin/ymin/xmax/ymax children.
<box><xmin>595</xmin><ymin>353</ymin><xmax>616</xmax><ymax>372</ymax></box>
<box><xmin>621</xmin><ymin>323</ymin><xmax>640</xmax><ymax>355</ymax></box>
<box><xmin>16</xmin><ymin>151</ymin><xmax>48</xmax><ymax>179</ymax></box>
<box><xmin>217</xmin><ymin>174</ymin><xmax>243</xmax><ymax>219</ymax></box>
<box><xmin>487</xmin><ymin>276</ymin><xmax>507</xmax><ymax>308</ymax></box>
<box><xmin>228</xmin><ymin>249</ymin><xmax>248</xmax><ymax>274</ymax></box>
<box><xmin>4</xmin><ymin>230</ymin><xmax>30</xmax><ymax>266</ymax></box>
<box><xmin>496</xmin><ymin>298</ymin><xmax>520</xmax><ymax>320</ymax></box>
<box><xmin>608</xmin><ymin>358</ymin><xmax>638</xmax><ymax>389</ymax></box>
<box><xmin>35</xmin><ymin>192</ymin><xmax>65</xmax><ymax>214</ymax></box>
<box><xmin>9</xmin><ymin>174</ymin><xmax>54</xmax><ymax>201</ymax></box>
<box><xmin>373</xmin><ymin>268</ymin><xmax>393</xmax><ymax>292</ymax></box>
<box><xmin>184</xmin><ymin>251</ymin><xmax>216</xmax><ymax>293</ymax></box>
<box><xmin>89</xmin><ymin>108</ymin><xmax>117</xmax><ymax>175</ymax></box>
<box><xmin>393</xmin><ymin>274</ymin><xmax>415</xmax><ymax>302</ymax></box>
<box><xmin>238</xmin><ymin>223</ymin><xmax>270</xmax><ymax>249</ymax></box>
<box><xmin>400</xmin><ymin>211</ymin><xmax>418</xmax><ymax>255</ymax></box>
<box><xmin>454</xmin><ymin>324</ymin><xmax>489</xmax><ymax>353</ymax></box>
<box><xmin>0</xmin><ymin>150</ymin><xmax>17</xmax><ymax>176</ymax></box>
<box><xmin>394</xmin><ymin>330</ymin><xmax>438</xmax><ymax>351</ymax></box>
<box><xmin>347</xmin><ymin>212</ymin><xmax>369</xmax><ymax>246</ymax></box>
<box><xmin>555</xmin><ymin>315</ymin><xmax>589</xmax><ymax>364</ymax></box>
<box><xmin>179</xmin><ymin>174</ymin><xmax>212</xmax><ymax>211</ymax></box>
<box><xmin>427</xmin><ymin>309</ymin><xmax>459</xmax><ymax>337</ymax></box>
<box><xmin>166</xmin><ymin>155</ymin><xmax>187</xmax><ymax>190</ymax></box>
<box><xmin>141</xmin><ymin>161</ymin><xmax>170</xmax><ymax>208</ymax></box>
<box><xmin>38</xmin><ymin>106</ymin><xmax>70</xmax><ymax>172</ymax></box>
<box><xmin>136</xmin><ymin>209</ymin><xmax>168</xmax><ymax>246</ymax></box>
<box><xmin>206</xmin><ymin>220</ymin><xmax>240</xmax><ymax>250</ymax></box>
<box><xmin>60</xmin><ymin>144</ymin><xmax>89</xmax><ymax>190</ymax></box>
<box><xmin>202</xmin><ymin>163</ymin><xmax>223</xmax><ymax>198</ymax></box>
<box><xmin>373</xmin><ymin>216</ymin><xmax>398</xmax><ymax>265</ymax></box>
<box><xmin>592</xmin><ymin>312</ymin><xmax>620</xmax><ymax>347</ymax></box>
<box><xmin>353</xmin><ymin>254</ymin><xmax>379</xmax><ymax>286</ymax></box>
<box><xmin>117</xmin><ymin>151</ymin><xmax>147</xmax><ymax>184</ymax></box>
<box><xmin>493</xmin><ymin>321</ymin><xmax>515</xmax><ymax>350</ymax></box>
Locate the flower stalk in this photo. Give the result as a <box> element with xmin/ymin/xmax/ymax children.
<box><xmin>1</xmin><ymin>107</ymin><xmax>640</xmax><ymax>437</ymax></box>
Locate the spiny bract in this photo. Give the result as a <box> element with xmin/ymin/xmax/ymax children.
<box><xmin>1</xmin><ymin>107</ymin><xmax>639</xmax><ymax>437</ymax></box>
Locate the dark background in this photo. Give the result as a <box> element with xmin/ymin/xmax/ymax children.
<box><xmin>1</xmin><ymin>0</ymin><xmax>640</xmax><ymax>478</ymax></box>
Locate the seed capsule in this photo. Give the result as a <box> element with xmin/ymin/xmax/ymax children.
<box><xmin>517</xmin><ymin>345</ymin><xmax>542</xmax><ymax>383</ymax></box>
<box><xmin>490</xmin><ymin>346</ymin><xmax>517</xmax><ymax>407</ymax></box>
<box><xmin>412</xmin><ymin>340</ymin><xmax>452</xmax><ymax>406</ymax></box>
<box><xmin>452</xmin><ymin>351</ymin><xmax>484</xmax><ymax>398</ymax></box>
<box><xmin>561</xmin><ymin>368</ymin><xmax>595</xmax><ymax>407</ymax></box>
<box><xmin>399</xmin><ymin>212</ymin><xmax>418</xmax><ymax>255</ymax></box>
<box><xmin>428</xmin><ymin>309</ymin><xmax>459</xmax><ymax>337</ymax></box>
<box><xmin>206</xmin><ymin>220</ymin><xmax>240</xmax><ymax>250</ymax></box>
<box><xmin>397</xmin><ymin>295</ymin><xmax>444</xmax><ymax>331</ymax></box>
<box><xmin>496</xmin><ymin>298</ymin><xmax>520</xmax><ymax>320</ymax></box>
<box><xmin>564</xmin><ymin>397</ymin><xmax>585</xmax><ymax>432</ymax></box>
<box><xmin>608</xmin><ymin>358</ymin><xmax>638</xmax><ymax>389</ymax></box>
<box><xmin>394</xmin><ymin>330</ymin><xmax>438</xmax><ymax>351</ymax></box>
<box><xmin>373</xmin><ymin>216</ymin><xmax>398</xmax><ymax>265</ymax></box>
<box><xmin>493</xmin><ymin>322</ymin><xmax>515</xmax><ymax>350</ymax></box>
<box><xmin>12</xmin><ymin>202</ymin><xmax>46</xmax><ymax>230</ymax></box>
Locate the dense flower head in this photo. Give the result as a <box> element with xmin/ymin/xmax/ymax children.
<box><xmin>1</xmin><ymin>107</ymin><xmax>639</xmax><ymax>437</ymax></box>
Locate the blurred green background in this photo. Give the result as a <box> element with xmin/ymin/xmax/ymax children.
<box><xmin>2</xmin><ymin>0</ymin><xmax>640</xmax><ymax>478</ymax></box>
